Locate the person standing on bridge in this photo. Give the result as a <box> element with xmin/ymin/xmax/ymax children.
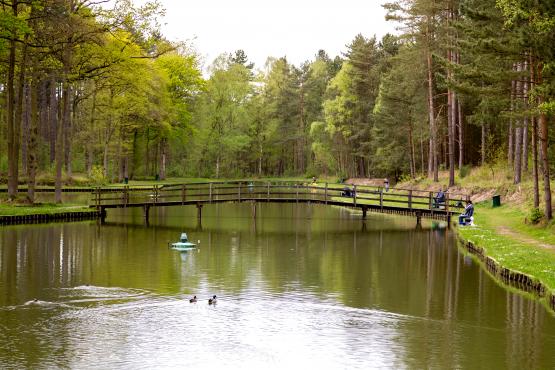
<box><xmin>384</xmin><ymin>178</ymin><xmax>389</xmax><ymax>192</ymax></box>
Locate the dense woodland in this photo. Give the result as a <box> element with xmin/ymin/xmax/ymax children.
<box><xmin>0</xmin><ymin>0</ymin><xmax>554</xmax><ymax>217</ymax></box>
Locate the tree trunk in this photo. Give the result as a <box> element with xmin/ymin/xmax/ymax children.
<box><xmin>426</xmin><ymin>46</ymin><xmax>437</xmax><ymax>181</ymax></box>
<box><xmin>531</xmin><ymin>116</ymin><xmax>539</xmax><ymax>208</ymax></box>
<box><xmin>159</xmin><ymin>138</ymin><xmax>167</xmax><ymax>180</ymax></box>
<box><xmin>538</xmin><ymin>60</ymin><xmax>551</xmax><ymax>218</ymax></box>
<box><xmin>65</xmin><ymin>89</ymin><xmax>77</xmax><ymax>178</ymax></box>
<box><xmin>56</xmin><ymin>81</ymin><xmax>70</xmax><ymax>203</ymax></box>
<box><xmin>86</xmin><ymin>88</ymin><xmax>97</xmax><ymax>176</ymax></box>
<box><xmin>22</xmin><ymin>84</ymin><xmax>30</xmax><ymax>176</ymax></box>
<box><xmin>522</xmin><ymin>60</ymin><xmax>529</xmax><ymax>172</ymax></box>
<box><xmin>508</xmin><ymin>71</ymin><xmax>516</xmax><ymax>166</ymax></box>
<box><xmin>408</xmin><ymin>118</ymin><xmax>416</xmax><ymax>179</ymax></box>
<box><xmin>49</xmin><ymin>76</ymin><xmax>58</xmax><ymax>164</ymax></box>
<box><xmin>56</xmin><ymin>48</ymin><xmax>72</xmax><ymax>203</ymax></box>
<box><xmin>448</xmin><ymin>89</ymin><xmax>456</xmax><ymax>187</ymax></box>
<box><xmin>513</xmin><ymin>124</ymin><xmax>522</xmax><ymax>184</ymax></box>
<box><xmin>539</xmin><ymin>110</ymin><xmax>551</xmax><ymax>219</ymax></box>
<box><xmin>12</xmin><ymin>36</ymin><xmax>28</xmax><ymax>198</ymax></box>
<box><xmin>27</xmin><ymin>76</ymin><xmax>39</xmax><ymax>203</ymax></box>
<box><xmin>6</xmin><ymin>2</ymin><xmax>20</xmax><ymax>200</ymax></box>
<box><xmin>258</xmin><ymin>141</ymin><xmax>263</xmax><ymax>176</ymax></box>
<box><xmin>457</xmin><ymin>99</ymin><xmax>464</xmax><ymax>168</ymax></box>
<box><xmin>481</xmin><ymin>123</ymin><xmax>486</xmax><ymax>166</ymax></box>
<box><xmin>513</xmin><ymin>63</ymin><xmax>522</xmax><ymax>184</ymax></box>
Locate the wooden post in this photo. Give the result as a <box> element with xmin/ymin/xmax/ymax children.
<box><xmin>100</xmin><ymin>206</ymin><xmax>107</xmax><ymax>223</ymax></box>
<box><xmin>267</xmin><ymin>182</ymin><xmax>270</xmax><ymax>202</ymax></box>
<box><xmin>296</xmin><ymin>183</ymin><xmax>299</xmax><ymax>202</ymax></box>
<box><xmin>197</xmin><ymin>202</ymin><xmax>203</xmax><ymax>222</ymax></box>
<box><xmin>209</xmin><ymin>183</ymin><xmax>213</xmax><ymax>203</ymax></box>
<box><xmin>181</xmin><ymin>184</ymin><xmax>186</xmax><ymax>204</ymax></box>
<box><xmin>429</xmin><ymin>192</ymin><xmax>433</xmax><ymax>212</ymax></box>
<box><xmin>362</xmin><ymin>206</ymin><xmax>367</xmax><ymax>219</ymax></box>
<box><xmin>143</xmin><ymin>205</ymin><xmax>150</xmax><ymax>223</ymax></box>
<box><xmin>238</xmin><ymin>182</ymin><xmax>242</xmax><ymax>201</ymax></box>
<box><xmin>325</xmin><ymin>183</ymin><xmax>328</xmax><ymax>204</ymax></box>
<box><xmin>353</xmin><ymin>185</ymin><xmax>357</xmax><ymax>206</ymax></box>
<box><xmin>379</xmin><ymin>188</ymin><xmax>383</xmax><ymax>210</ymax></box>
<box><xmin>445</xmin><ymin>193</ymin><xmax>450</xmax><ymax>213</ymax></box>
<box><xmin>408</xmin><ymin>189</ymin><xmax>413</xmax><ymax>210</ymax></box>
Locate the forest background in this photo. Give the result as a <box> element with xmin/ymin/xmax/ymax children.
<box><xmin>0</xmin><ymin>0</ymin><xmax>554</xmax><ymax>217</ymax></box>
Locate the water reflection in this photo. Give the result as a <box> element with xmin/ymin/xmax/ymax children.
<box><xmin>0</xmin><ymin>204</ymin><xmax>554</xmax><ymax>368</ymax></box>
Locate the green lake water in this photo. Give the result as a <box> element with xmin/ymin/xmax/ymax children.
<box><xmin>1</xmin><ymin>203</ymin><xmax>554</xmax><ymax>368</ymax></box>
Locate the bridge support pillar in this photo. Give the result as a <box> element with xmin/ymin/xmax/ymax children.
<box><xmin>100</xmin><ymin>207</ymin><xmax>107</xmax><ymax>224</ymax></box>
<box><xmin>143</xmin><ymin>205</ymin><xmax>151</xmax><ymax>225</ymax></box>
<box><xmin>362</xmin><ymin>206</ymin><xmax>368</xmax><ymax>220</ymax></box>
<box><xmin>196</xmin><ymin>203</ymin><xmax>203</xmax><ymax>223</ymax></box>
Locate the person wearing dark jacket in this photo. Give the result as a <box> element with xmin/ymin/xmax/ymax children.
<box><xmin>434</xmin><ymin>188</ymin><xmax>446</xmax><ymax>208</ymax></box>
<box><xmin>459</xmin><ymin>200</ymin><xmax>474</xmax><ymax>225</ymax></box>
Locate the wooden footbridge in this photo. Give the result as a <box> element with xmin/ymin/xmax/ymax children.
<box><xmin>90</xmin><ymin>181</ymin><xmax>467</xmax><ymax>224</ymax></box>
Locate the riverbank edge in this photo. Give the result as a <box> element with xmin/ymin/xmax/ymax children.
<box><xmin>0</xmin><ymin>210</ymin><xmax>101</xmax><ymax>225</ymax></box>
<box><xmin>456</xmin><ymin>231</ymin><xmax>555</xmax><ymax>313</ymax></box>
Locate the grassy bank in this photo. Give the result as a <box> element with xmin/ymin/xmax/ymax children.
<box><xmin>458</xmin><ymin>203</ymin><xmax>555</xmax><ymax>292</ymax></box>
<box><xmin>0</xmin><ymin>203</ymin><xmax>91</xmax><ymax>216</ymax></box>
<box><xmin>400</xmin><ymin>166</ymin><xmax>555</xmax><ymax>301</ymax></box>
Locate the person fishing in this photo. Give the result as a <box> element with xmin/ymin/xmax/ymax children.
<box><xmin>459</xmin><ymin>200</ymin><xmax>474</xmax><ymax>225</ymax></box>
<box><xmin>434</xmin><ymin>187</ymin><xmax>446</xmax><ymax>208</ymax></box>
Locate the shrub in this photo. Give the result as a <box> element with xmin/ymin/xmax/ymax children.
<box><xmin>336</xmin><ymin>172</ymin><xmax>348</xmax><ymax>184</ymax></box>
<box><xmin>530</xmin><ymin>207</ymin><xmax>543</xmax><ymax>224</ymax></box>
<box><xmin>89</xmin><ymin>165</ymin><xmax>106</xmax><ymax>186</ymax></box>
<box><xmin>459</xmin><ymin>165</ymin><xmax>471</xmax><ymax>179</ymax></box>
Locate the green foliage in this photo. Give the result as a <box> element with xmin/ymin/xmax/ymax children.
<box><xmin>90</xmin><ymin>165</ymin><xmax>106</xmax><ymax>186</ymax></box>
<box><xmin>530</xmin><ymin>207</ymin><xmax>544</xmax><ymax>224</ymax></box>
<box><xmin>459</xmin><ymin>165</ymin><xmax>471</xmax><ymax>179</ymax></box>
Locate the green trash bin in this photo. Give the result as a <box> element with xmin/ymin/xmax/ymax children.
<box><xmin>492</xmin><ymin>195</ymin><xmax>501</xmax><ymax>207</ymax></box>
<box><xmin>123</xmin><ymin>177</ymin><xmax>128</xmax><ymax>184</ymax></box>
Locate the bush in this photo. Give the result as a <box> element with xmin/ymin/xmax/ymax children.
<box><xmin>530</xmin><ymin>207</ymin><xmax>544</xmax><ymax>224</ymax></box>
<box><xmin>336</xmin><ymin>172</ymin><xmax>347</xmax><ymax>184</ymax></box>
<box><xmin>89</xmin><ymin>165</ymin><xmax>106</xmax><ymax>186</ymax></box>
<box><xmin>459</xmin><ymin>165</ymin><xmax>471</xmax><ymax>179</ymax></box>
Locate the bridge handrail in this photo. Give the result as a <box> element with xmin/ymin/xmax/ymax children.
<box><xmin>90</xmin><ymin>181</ymin><xmax>467</xmax><ymax>218</ymax></box>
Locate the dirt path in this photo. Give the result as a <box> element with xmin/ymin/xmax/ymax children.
<box><xmin>497</xmin><ymin>226</ymin><xmax>555</xmax><ymax>251</ymax></box>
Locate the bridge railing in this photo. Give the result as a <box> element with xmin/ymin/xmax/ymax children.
<box><xmin>90</xmin><ymin>181</ymin><xmax>468</xmax><ymax>213</ymax></box>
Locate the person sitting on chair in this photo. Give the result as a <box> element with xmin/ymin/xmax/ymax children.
<box><xmin>341</xmin><ymin>186</ymin><xmax>352</xmax><ymax>197</ymax></box>
<box><xmin>458</xmin><ymin>200</ymin><xmax>474</xmax><ymax>225</ymax></box>
<box><xmin>434</xmin><ymin>188</ymin><xmax>446</xmax><ymax>208</ymax></box>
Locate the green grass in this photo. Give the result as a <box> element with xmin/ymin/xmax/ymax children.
<box><xmin>0</xmin><ymin>203</ymin><xmax>91</xmax><ymax>216</ymax></box>
<box><xmin>458</xmin><ymin>203</ymin><xmax>555</xmax><ymax>292</ymax></box>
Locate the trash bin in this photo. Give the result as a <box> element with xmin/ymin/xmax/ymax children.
<box><xmin>123</xmin><ymin>177</ymin><xmax>128</xmax><ymax>184</ymax></box>
<box><xmin>492</xmin><ymin>195</ymin><xmax>501</xmax><ymax>207</ymax></box>
<box><xmin>155</xmin><ymin>174</ymin><xmax>160</xmax><ymax>181</ymax></box>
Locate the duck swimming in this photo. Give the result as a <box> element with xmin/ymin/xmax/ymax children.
<box><xmin>189</xmin><ymin>296</ymin><xmax>197</xmax><ymax>303</ymax></box>
<box><xmin>208</xmin><ymin>295</ymin><xmax>217</xmax><ymax>305</ymax></box>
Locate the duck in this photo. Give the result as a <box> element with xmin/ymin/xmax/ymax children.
<box><xmin>208</xmin><ymin>295</ymin><xmax>217</xmax><ymax>305</ymax></box>
<box><xmin>189</xmin><ymin>295</ymin><xmax>197</xmax><ymax>303</ymax></box>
